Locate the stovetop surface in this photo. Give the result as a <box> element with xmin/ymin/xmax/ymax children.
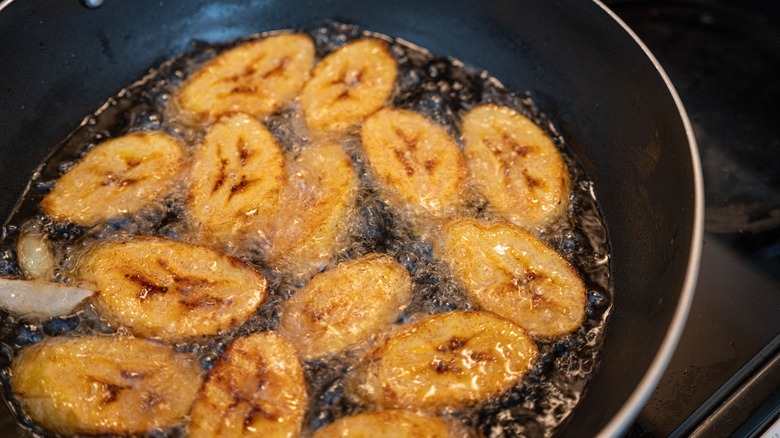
<box><xmin>607</xmin><ymin>1</ymin><xmax>780</xmax><ymax>436</ymax></box>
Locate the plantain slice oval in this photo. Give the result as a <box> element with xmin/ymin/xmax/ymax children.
<box><xmin>10</xmin><ymin>336</ymin><xmax>202</xmax><ymax>436</ymax></box>
<box><xmin>188</xmin><ymin>332</ymin><xmax>307</xmax><ymax>438</ymax></box>
<box><xmin>266</xmin><ymin>141</ymin><xmax>358</xmax><ymax>280</ymax></box>
<box><xmin>177</xmin><ymin>33</ymin><xmax>315</xmax><ymax>121</ymax></box>
<box><xmin>278</xmin><ymin>254</ymin><xmax>412</xmax><ymax>360</ymax></box>
<box><xmin>361</xmin><ymin>108</ymin><xmax>466</xmax><ymax>218</ymax></box>
<box><xmin>301</xmin><ymin>38</ymin><xmax>397</xmax><ymax>135</ymax></box>
<box><xmin>40</xmin><ymin>132</ymin><xmax>184</xmax><ymax>227</ymax></box>
<box><xmin>313</xmin><ymin>410</ymin><xmax>469</xmax><ymax>438</ymax></box>
<box><xmin>188</xmin><ymin>112</ymin><xmax>284</xmax><ymax>245</ymax></box>
<box><xmin>435</xmin><ymin>218</ymin><xmax>586</xmax><ymax>338</ymax></box>
<box><xmin>462</xmin><ymin>104</ymin><xmax>571</xmax><ymax>230</ymax></box>
<box><xmin>76</xmin><ymin>236</ymin><xmax>267</xmax><ymax>341</ymax></box>
<box><xmin>350</xmin><ymin>310</ymin><xmax>538</xmax><ymax>410</ymax></box>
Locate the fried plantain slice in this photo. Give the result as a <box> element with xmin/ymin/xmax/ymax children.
<box><xmin>435</xmin><ymin>218</ymin><xmax>586</xmax><ymax>338</ymax></box>
<box><xmin>188</xmin><ymin>332</ymin><xmax>307</xmax><ymax>438</ymax></box>
<box><xmin>177</xmin><ymin>33</ymin><xmax>315</xmax><ymax>121</ymax></box>
<box><xmin>278</xmin><ymin>254</ymin><xmax>412</xmax><ymax>360</ymax></box>
<box><xmin>301</xmin><ymin>38</ymin><xmax>397</xmax><ymax>135</ymax></box>
<box><xmin>361</xmin><ymin>107</ymin><xmax>466</xmax><ymax>218</ymax></box>
<box><xmin>350</xmin><ymin>310</ymin><xmax>538</xmax><ymax>410</ymax></box>
<box><xmin>266</xmin><ymin>141</ymin><xmax>358</xmax><ymax>281</ymax></box>
<box><xmin>10</xmin><ymin>336</ymin><xmax>202</xmax><ymax>436</ymax></box>
<box><xmin>77</xmin><ymin>236</ymin><xmax>267</xmax><ymax>341</ymax></box>
<box><xmin>313</xmin><ymin>410</ymin><xmax>469</xmax><ymax>438</ymax></box>
<box><xmin>188</xmin><ymin>112</ymin><xmax>284</xmax><ymax>245</ymax></box>
<box><xmin>41</xmin><ymin>131</ymin><xmax>184</xmax><ymax>227</ymax></box>
<box><xmin>462</xmin><ymin>104</ymin><xmax>570</xmax><ymax>230</ymax></box>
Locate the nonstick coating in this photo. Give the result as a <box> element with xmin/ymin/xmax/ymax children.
<box><xmin>0</xmin><ymin>0</ymin><xmax>702</xmax><ymax>436</ymax></box>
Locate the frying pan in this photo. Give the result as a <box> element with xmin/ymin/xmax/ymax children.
<box><xmin>0</xmin><ymin>0</ymin><xmax>703</xmax><ymax>436</ymax></box>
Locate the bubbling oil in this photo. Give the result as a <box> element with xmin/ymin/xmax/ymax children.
<box><xmin>0</xmin><ymin>21</ymin><xmax>612</xmax><ymax>438</ymax></box>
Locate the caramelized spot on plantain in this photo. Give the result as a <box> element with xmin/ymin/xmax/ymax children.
<box><xmin>261</xmin><ymin>57</ymin><xmax>290</xmax><ymax>79</ymax></box>
<box><xmin>237</xmin><ymin>137</ymin><xmax>252</xmax><ymax>165</ymax></box>
<box><xmin>523</xmin><ymin>169</ymin><xmax>544</xmax><ymax>189</ymax></box>
<box><xmin>430</xmin><ymin>358</ymin><xmax>461</xmax><ymax>374</ymax></box>
<box><xmin>101</xmin><ymin>171</ymin><xmax>139</xmax><ymax>188</ymax></box>
<box><xmin>89</xmin><ymin>378</ymin><xmax>131</xmax><ymax>405</ymax></box>
<box><xmin>470</xmin><ymin>351</ymin><xmax>496</xmax><ymax>362</ymax></box>
<box><xmin>126</xmin><ymin>273</ymin><xmax>168</xmax><ymax>301</ymax></box>
<box><xmin>393</xmin><ymin>149</ymin><xmax>415</xmax><ymax>177</ymax></box>
<box><xmin>424</xmin><ymin>158</ymin><xmax>439</xmax><ymax>173</ymax></box>
<box><xmin>141</xmin><ymin>391</ymin><xmax>164</xmax><ymax>410</ymax></box>
<box><xmin>213</xmin><ymin>158</ymin><xmax>229</xmax><ymax>192</ymax></box>
<box><xmin>437</xmin><ymin>336</ymin><xmax>467</xmax><ymax>352</ymax></box>
<box><xmin>179</xmin><ymin>295</ymin><xmax>231</xmax><ymax>309</ymax></box>
<box><xmin>228</xmin><ymin>177</ymin><xmax>258</xmax><ymax>199</ymax></box>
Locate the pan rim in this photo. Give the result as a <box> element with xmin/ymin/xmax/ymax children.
<box><xmin>0</xmin><ymin>0</ymin><xmax>14</xmax><ymax>13</ymax></box>
<box><xmin>592</xmin><ymin>0</ymin><xmax>705</xmax><ymax>436</ymax></box>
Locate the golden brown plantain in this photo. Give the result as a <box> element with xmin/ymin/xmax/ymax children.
<box><xmin>435</xmin><ymin>218</ymin><xmax>586</xmax><ymax>338</ymax></box>
<box><xmin>277</xmin><ymin>254</ymin><xmax>412</xmax><ymax>360</ymax></box>
<box><xmin>10</xmin><ymin>336</ymin><xmax>202</xmax><ymax>436</ymax></box>
<box><xmin>188</xmin><ymin>332</ymin><xmax>307</xmax><ymax>438</ymax></box>
<box><xmin>361</xmin><ymin>107</ymin><xmax>466</xmax><ymax>218</ymax></box>
<box><xmin>462</xmin><ymin>104</ymin><xmax>570</xmax><ymax>230</ymax></box>
<box><xmin>177</xmin><ymin>33</ymin><xmax>315</xmax><ymax>120</ymax></box>
<box><xmin>313</xmin><ymin>410</ymin><xmax>469</xmax><ymax>438</ymax></box>
<box><xmin>266</xmin><ymin>141</ymin><xmax>358</xmax><ymax>280</ymax></box>
<box><xmin>350</xmin><ymin>310</ymin><xmax>538</xmax><ymax>410</ymax></box>
<box><xmin>301</xmin><ymin>38</ymin><xmax>397</xmax><ymax>135</ymax></box>
<box><xmin>41</xmin><ymin>131</ymin><xmax>184</xmax><ymax>227</ymax></box>
<box><xmin>77</xmin><ymin>236</ymin><xmax>267</xmax><ymax>341</ymax></box>
<box><xmin>188</xmin><ymin>112</ymin><xmax>284</xmax><ymax>245</ymax></box>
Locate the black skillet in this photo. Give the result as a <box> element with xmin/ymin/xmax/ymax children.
<box><xmin>0</xmin><ymin>0</ymin><xmax>703</xmax><ymax>436</ymax></box>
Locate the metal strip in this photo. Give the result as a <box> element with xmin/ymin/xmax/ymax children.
<box><xmin>674</xmin><ymin>333</ymin><xmax>780</xmax><ymax>437</ymax></box>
